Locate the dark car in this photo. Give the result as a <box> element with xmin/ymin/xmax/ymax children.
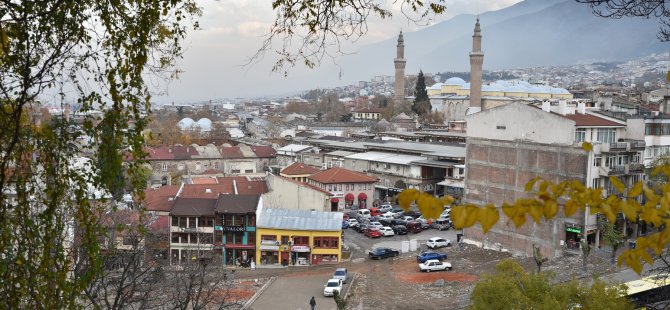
<box><xmin>392</xmin><ymin>225</ymin><xmax>408</xmax><ymax>235</ymax></box>
<box><xmin>379</xmin><ymin>218</ymin><xmax>393</xmax><ymax>227</ymax></box>
<box><xmin>406</xmin><ymin>221</ymin><xmax>423</xmax><ymax>233</ymax></box>
<box><xmin>368</xmin><ymin>247</ymin><xmax>400</xmax><ymax>260</ymax></box>
<box><xmin>357</xmin><ymin>223</ymin><xmax>370</xmax><ymax>234</ymax></box>
<box><xmin>342</xmin><ymin>221</ymin><xmax>349</xmax><ymax>229</ymax></box>
<box><xmin>391</xmin><ymin>206</ymin><xmax>405</xmax><ymax>217</ymax></box>
<box><xmin>391</xmin><ymin>219</ymin><xmax>408</xmax><ymax>226</ymax></box>
<box><xmin>369</xmin><ymin>215</ymin><xmax>382</xmax><ymax>222</ymax></box>
<box><xmin>420</xmin><ymin>221</ymin><xmax>431</xmax><ymax>230</ymax></box>
<box><xmin>416</xmin><ymin>251</ymin><xmax>448</xmax><ymax>263</ymax></box>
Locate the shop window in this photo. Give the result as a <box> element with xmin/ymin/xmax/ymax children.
<box><xmin>248</xmin><ymin>233</ymin><xmax>256</xmax><ymax>245</ymax></box>
<box><xmin>281</xmin><ymin>235</ymin><xmax>290</xmax><ymax>244</ymax></box>
<box><xmin>261</xmin><ymin>235</ymin><xmax>277</xmax><ymax>241</ymax></box>
<box><xmin>294</xmin><ymin>236</ymin><xmax>309</xmax><ymax>245</ymax></box>
<box><xmin>225</xmin><ymin>233</ymin><xmax>234</xmax><ymax>244</ymax></box>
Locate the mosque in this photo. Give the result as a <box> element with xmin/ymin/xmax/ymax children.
<box><xmin>393</xmin><ymin>18</ymin><xmax>574</xmax><ymax>121</ymax></box>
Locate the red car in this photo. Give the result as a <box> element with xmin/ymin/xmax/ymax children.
<box><xmin>365</xmin><ymin>227</ymin><xmax>382</xmax><ymax>238</ymax></box>
<box><xmin>343</xmin><ymin>213</ymin><xmax>350</xmax><ymax>221</ymax></box>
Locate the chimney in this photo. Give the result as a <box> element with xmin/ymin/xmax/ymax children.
<box><xmin>558</xmin><ymin>100</ymin><xmax>567</xmax><ymax>115</ymax></box>
<box><xmin>233</xmin><ymin>180</ymin><xmax>238</xmax><ymax>195</ymax></box>
<box><xmin>577</xmin><ymin>102</ymin><xmax>586</xmax><ymax>114</ymax></box>
<box><xmin>541</xmin><ymin>100</ymin><xmax>550</xmax><ymax>112</ymax></box>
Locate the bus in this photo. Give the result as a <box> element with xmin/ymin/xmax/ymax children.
<box><xmin>624</xmin><ymin>274</ymin><xmax>670</xmax><ymax>309</ymax></box>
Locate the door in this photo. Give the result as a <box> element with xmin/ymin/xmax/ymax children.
<box><xmin>281</xmin><ymin>251</ymin><xmax>289</xmax><ymax>266</ymax></box>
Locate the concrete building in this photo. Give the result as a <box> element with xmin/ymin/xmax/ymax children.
<box><xmin>306</xmin><ymin>167</ymin><xmax>378</xmax><ymax>210</ymax></box>
<box><xmin>280</xmin><ymin>162</ymin><xmax>322</xmax><ymax>182</ymax></box>
<box><xmin>262</xmin><ymin>173</ymin><xmax>333</xmax><ymax>212</ymax></box>
<box><xmin>464</xmin><ymin>102</ymin><xmax>645</xmax><ymax>258</ymax></box>
<box><xmin>393</xmin><ymin>31</ymin><xmax>406</xmax><ymax>102</ymax></box>
<box><xmin>352</xmin><ymin>107</ymin><xmax>383</xmax><ymax>121</ymax></box>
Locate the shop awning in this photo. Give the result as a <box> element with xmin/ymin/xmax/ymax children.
<box><xmin>224</xmin><ymin>244</ymin><xmax>255</xmax><ymax>249</ymax></box>
<box><xmin>358</xmin><ymin>193</ymin><xmax>367</xmax><ymax>200</ymax></box>
<box><xmin>331</xmin><ymin>198</ymin><xmax>339</xmax><ymax>203</ymax></box>
<box><xmin>344</xmin><ymin>193</ymin><xmax>354</xmax><ymax>201</ymax></box>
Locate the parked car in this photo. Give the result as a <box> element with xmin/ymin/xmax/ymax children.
<box><xmin>417</xmin><ymin>251</ymin><xmax>448</xmax><ymax>263</ymax></box>
<box><xmin>379</xmin><ymin>204</ymin><xmax>393</xmax><ymax>213</ymax></box>
<box><xmin>390</xmin><ymin>219</ymin><xmax>408</xmax><ymax>226</ymax></box>
<box><xmin>379</xmin><ymin>227</ymin><xmax>395</xmax><ymax>237</ymax></box>
<box><xmin>430</xmin><ymin>219</ymin><xmax>451</xmax><ymax>231</ymax></box>
<box><xmin>392</xmin><ymin>225</ymin><xmax>408</xmax><ymax>235</ymax></box>
<box><xmin>365</xmin><ymin>227</ymin><xmax>382</xmax><ymax>238</ymax></box>
<box><xmin>391</xmin><ymin>207</ymin><xmax>405</xmax><ymax>217</ymax></box>
<box><xmin>343</xmin><ymin>213</ymin><xmax>350</xmax><ymax>221</ymax></box>
<box><xmin>333</xmin><ymin>268</ymin><xmax>348</xmax><ymax>283</ymax></box>
<box><xmin>381</xmin><ymin>212</ymin><xmax>395</xmax><ymax>220</ymax></box>
<box><xmin>358</xmin><ymin>223</ymin><xmax>370</xmax><ymax>234</ymax></box>
<box><xmin>369</xmin><ymin>222</ymin><xmax>384</xmax><ymax>230</ymax></box>
<box><xmin>368</xmin><ymin>247</ymin><xmax>399</xmax><ymax>260</ymax></box>
<box><xmin>419</xmin><ymin>221</ymin><xmax>431</xmax><ymax>230</ymax></box>
<box><xmin>323</xmin><ymin>278</ymin><xmax>343</xmax><ymax>297</ymax></box>
<box><xmin>401</xmin><ymin>216</ymin><xmax>414</xmax><ymax>222</ymax></box>
<box><xmin>426</xmin><ymin>237</ymin><xmax>452</xmax><ymax>249</ymax></box>
<box><xmin>368</xmin><ymin>215</ymin><xmax>382</xmax><ymax>222</ymax></box>
<box><xmin>347</xmin><ymin>219</ymin><xmax>359</xmax><ymax>227</ymax></box>
<box><xmin>342</xmin><ymin>221</ymin><xmax>349</xmax><ymax>229</ymax></box>
<box><xmin>406</xmin><ymin>221</ymin><xmax>423</xmax><ymax>233</ymax></box>
<box><xmin>357</xmin><ymin>209</ymin><xmax>371</xmax><ymax>219</ymax></box>
<box><xmin>369</xmin><ymin>207</ymin><xmax>382</xmax><ymax>217</ymax></box>
<box><xmin>379</xmin><ymin>218</ymin><xmax>393</xmax><ymax>227</ymax></box>
<box><xmin>419</xmin><ymin>259</ymin><xmax>452</xmax><ymax>272</ymax></box>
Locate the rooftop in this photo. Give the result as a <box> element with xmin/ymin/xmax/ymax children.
<box><xmin>308</xmin><ymin>167</ymin><xmax>378</xmax><ymax>184</ymax></box>
<box><xmin>281</xmin><ymin>162</ymin><xmax>322</xmax><ymax>176</ymax></box>
<box><xmin>256</xmin><ymin>208</ymin><xmax>343</xmax><ymax>231</ymax></box>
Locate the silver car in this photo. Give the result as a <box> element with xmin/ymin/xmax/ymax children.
<box><xmin>333</xmin><ymin>268</ymin><xmax>348</xmax><ymax>283</ymax></box>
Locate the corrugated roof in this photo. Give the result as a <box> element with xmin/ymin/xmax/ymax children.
<box><xmin>308</xmin><ymin>167</ymin><xmax>378</xmax><ymax>184</ymax></box>
<box><xmin>345</xmin><ymin>151</ymin><xmax>424</xmax><ymax>165</ymax></box>
<box><xmin>277</xmin><ymin>144</ymin><xmax>314</xmax><ymax>153</ymax></box>
<box><xmin>170</xmin><ymin>198</ymin><xmax>216</xmax><ymax>216</ymax></box>
<box><xmin>256</xmin><ymin>208</ymin><xmax>343</xmax><ymax>231</ymax></box>
<box><xmin>215</xmin><ymin>194</ymin><xmax>260</xmax><ymax>213</ymax></box>
<box><xmin>281</xmin><ymin>162</ymin><xmax>321</xmax><ymax>176</ymax></box>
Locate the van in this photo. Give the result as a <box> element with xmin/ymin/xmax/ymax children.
<box><xmin>406</xmin><ymin>221</ymin><xmax>423</xmax><ymax>233</ymax></box>
<box><xmin>369</xmin><ymin>207</ymin><xmax>382</xmax><ymax>217</ymax></box>
<box><xmin>431</xmin><ymin>219</ymin><xmax>451</xmax><ymax>231</ymax></box>
<box><xmin>357</xmin><ymin>209</ymin><xmax>371</xmax><ymax>219</ymax></box>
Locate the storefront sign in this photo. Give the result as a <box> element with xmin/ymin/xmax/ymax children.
<box><xmin>221</xmin><ymin>226</ymin><xmax>245</xmax><ymax>232</ymax></box>
<box><xmin>259</xmin><ymin>244</ymin><xmax>279</xmax><ymax>251</ymax></box>
<box><xmin>291</xmin><ymin>245</ymin><xmax>311</xmax><ymax>252</ymax></box>
<box><xmin>566</xmin><ymin>227</ymin><xmax>581</xmax><ymax>233</ymax></box>
<box><xmin>214</xmin><ymin>225</ymin><xmax>222</xmax><ymax>231</ymax></box>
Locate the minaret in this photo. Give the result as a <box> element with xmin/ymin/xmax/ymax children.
<box><xmin>469</xmin><ymin>17</ymin><xmax>484</xmax><ymax>113</ymax></box>
<box><xmin>394</xmin><ymin>31</ymin><xmax>406</xmax><ymax>102</ymax></box>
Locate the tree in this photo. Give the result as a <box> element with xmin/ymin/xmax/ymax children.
<box><xmin>332</xmin><ymin>290</ymin><xmax>347</xmax><ymax>310</ymax></box>
<box><xmin>412</xmin><ymin>70</ymin><xmax>432</xmax><ymax>118</ymax></box>
<box><xmin>576</xmin><ymin>0</ymin><xmax>670</xmax><ymax>41</ymax></box>
<box><xmin>579</xmin><ymin>235</ymin><xmax>591</xmax><ymax>273</ymax></box>
<box><xmin>0</xmin><ymin>1</ymin><xmax>199</xmax><ymax>307</ymax></box>
<box><xmin>470</xmin><ymin>259</ymin><xmax>633</xmax><ymax>310</ymax></box>
<box><xmin>599</xmin><ymin>217</ymin><xmax>626</xmax><ymax>267</ymax></box>
<box><xmin>532</xmin><ymin>244</ymin><xmax>549</xmax><ymax>273</ymax></box>
<box><xmin>252</xmin><ymin>0</ymin><xmax>446</xmax><ymax>76</ymax></box>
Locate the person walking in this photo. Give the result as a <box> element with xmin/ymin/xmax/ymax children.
<box><xmin>309</xmin><ymin>296</ymin><xmax>316</xmax><ymax>310</ymax></box>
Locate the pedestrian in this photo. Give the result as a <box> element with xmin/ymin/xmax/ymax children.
<box><xmin>309</xmin><ymin>296</ymin><xmax>316</xmax><ymax>310</ymax></box>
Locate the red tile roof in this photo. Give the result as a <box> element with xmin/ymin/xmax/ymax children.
<box><xmin>179</xmin><ymin>177</ymin><xmax>268</xmax><ymax>199</ymax></box>
<box><xmin>144</xmin><ymin>146</ymin><xmax>175</xmax><ymax>161</ymax></box>
<box><xmin>561</xmin><ymin>113</ymin><xmax>624</xmax><ymax>127</ymax></box>
<box><xmin>143</xmin><ymin>185</ymin><xmax>179</xmax><ymax>212</ymax></box>
<box><xmin>201</xmin><ymin>169</ymin><xmax>225</xmax><ymax>175</ymax></box>
<box><xmin>277</xmin><ymin>175</ymin><xmax>332</xmax><ymax>195</ymax></box>
<box><xmin>219</xmin><ymin>146</ymin><xmax>245</xmax><ymax>158</ymax></box>
<box><xmin>281</xmin><ymin>162</ymin><xmax>321</xmax><ymax>176</ymax></box>
<box><xmin>308</xmin><ymin>167</ymin><xmax>378</xmax><ymax>184</ymax></box>
<box><xmin>252</xmin><ymin>146</ymin><xmax>277</xmax><ymax>158</ymax></box>
<box><xmin>192</xmin><ymin>177</ymin><xmax>219</xmax><ymax>185</ymax></box>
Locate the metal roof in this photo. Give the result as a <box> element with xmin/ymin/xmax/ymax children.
<box><xmin>277</xmin><ymin>144</ymin><xmax>314</xmax><ymax>153</ymax></box>
<box><xmin>345</xmin><ymin>151</ymin><xmax>424</xmax><ymax>165</ymax></box>
<box><xmin>256</xmin><ymin>208</ymin><xmax>343</xmax><ymax>231</ymax></box>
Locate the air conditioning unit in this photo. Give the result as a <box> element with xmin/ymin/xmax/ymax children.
<box><xmin>454</xmin><ymin>175</ymin><xmax>462</xmax><ymax>180</ymax></box>
<box><xmin>288</xmin><ymin>241</ymin><xmax>293</xmax><ymax>246</ymax></box>
<box><xmin>337</xmin><ymin>161</ymin><xmax>343</xmax><ymax>167</ymax></box>
<box><xmin>321</xmin><ymin>163</ymin><xmax>328</xmax><ymax>169</ymax></box>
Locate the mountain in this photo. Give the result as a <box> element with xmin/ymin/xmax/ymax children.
<box><xmin>305</xmin><ymin>0</ymin><xmax>666</xmax><ymax>87</ymax></box>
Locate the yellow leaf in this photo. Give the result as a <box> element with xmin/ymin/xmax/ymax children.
<box><xmin>524</xmin><ymin>177</ymin><xmax>540</xmax><ymax>192</ymax></box>
<box><xmin>528</xmin><ymin>203</ymin><xmax>543</xmax><ymax>224</ymax></box>
<box><xmin>621</xmin><ymin>200</ymin><xmax>640</xmax><ymax>222</ymax></box>
<box><xmin>609</xmin><ymin>176</ymin><xmax>625</xmax><ymax>194</ymax></box>
<box><xmin>618</xmin><ymin>249</ymin><xmax>643</xmax><ymax>274</ymax></box>
<box><xmin>465</xmin><ymin>205</ymin><xmax>479</xmax><ymax>228</ymax></box>
<box><xmin>539</xmin><ymin>181</ymin><xmax>549</xmax><ymax>193</ymax></box>
<box><xmin>397</xmin><ymin>189</ymin><xmax>419</xmax><ymax>212</ymax></box>
<box><xmin>502</xmin><ymin>203</ymin><xmax>515</xmax><ymax>219</ymax></box>
<box><xmin>416</xmin><ymin>192</ymin><xmax>443</xmax><ymax>220</ymax></box>
<box><xmin>581</xmin><ymin>141</ymin><xmax>593</xmax><ymax>151</ymax></box>
<box><xmin>600</xmin><ymin>204</ymin><xmax>616</xmax><ymax>224</ymax></box>
<box><xmin>543</xmin><ymin>200</ymin><xmax>558</xmax><ymax>220</ymax></box>
<box><xmin>440</xmin><ymin>195</ymin><xmax>455</xmax><ymax>206</ymax></box>
<box><xmin>478</xmin><ymin>204</ymin><xmax>499</xmax><ymax>233</ymax></box>
<box><xmin>451</xmin><ymin>206</ymin><xmax>467</xmax><ymax>229</ymax></box>
<box><xmin>564</xmin><ymin>200</ymin><xmax>579</xmax><ymax>217</ymax></box>
<box><xmin>629</xmin><ymin>181</ymin><xmax>643</xmax><ymax>198</ymax></box>
<box><xmin>511</xmin><ymin>210</ymin><xmax>527</xmax><ymax>228</ymax></box>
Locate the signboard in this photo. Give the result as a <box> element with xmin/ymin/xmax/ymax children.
<box><xmin>291</xmin><ymin>245</ymin><xmax>311</xmax><ymax>252</ymax></box>
<box><xmin>214</xmin><ymin>225</ymin><xmax>222</xmax><ymax>231</ymax></box>
<box><xmin>221</xmin><ymin>226</ymin><xmax>245</xmax><ymax>232</ymax></box>
<box><xmin>566</xmin><ymin>227</ymin><xmax>581</xmax><ymax>233</ymax></box>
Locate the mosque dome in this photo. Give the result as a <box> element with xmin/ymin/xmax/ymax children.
<box><xmin>458</xmin><ymin>83</ymin><xmax>471</xmax><ymax>90</ymax></box>
<box><xmin>550</xmin><ymin>88</ymin><xmax>571</xmax><ymax>95</ymax></box>
<box><xmin>444</xmin><ymin>77</ymin><xmax>466</xmax><ymax>86</ymax></box>
<box><xmin>196</xmin><ymin>118</ymin><xmax>212</xmax><ymax>131</ymax></box>
<box><xmin>504</xmin><ymin>85</ymin><xmax>528</xmax><ymax>93</ymax></box>
<box><xmin>177</xmin><ymin>117</ymin><xmax>195</xmax><ymax>130</ymax></box>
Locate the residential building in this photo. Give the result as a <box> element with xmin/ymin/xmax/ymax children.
<box><xmin>307</xmin><ymin>167</ymin><xmax>378</xmax><ymax>210</ymax></box>
<box><xmin>352</xmin><ymin>108</ymin><xmax>383</xmax><ymax>121</ymax></box>
<box><xmin>215</xmin><ymin>195</ymin><xmax>261</xmax><ymax>266</ymax></box>
<box><xmin>262</xmin><ymin>173</ymin><xmax>333</xmax><ymax>212</ymax></box>
<box><xmin>464</xmin><ymin>102</ymin><xmax>644</xmax><ymax>258</ymax></box>
<box><xmin>255</xmin><ymin>208</ymin><xmax>342</xmax><ymax>267</ymax></box>
<box><xmin>280</xmin><ymin>162</ymin><xmax>321</xmax><ymax>182</ymax></box>
<box><xmin>169</xmin><ymin>198</ymin><xmax>216</xmax><ymax>265</ymax></box>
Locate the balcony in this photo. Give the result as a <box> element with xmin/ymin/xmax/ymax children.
<box><xmin>598</xmin><ymin>140</ymin><xmax>645</xmax><ymax>153</ymax></box>
<box><xmin>629</xmin><ymin>163</ymin><xmax>645</xmax><ymax>173</ymax></box>
<box><xmin>598</xmin><ymin>163</ymin><xmax>646</xmax><ymax>177</ymax></box>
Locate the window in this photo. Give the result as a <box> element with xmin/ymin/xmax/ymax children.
<box><xmin>224</xmin><ymin>215</ymin><xmax>233</xmax><ymax>226</ymax></box>
<box><xmin>245</xmin><ymin>169</ymin><xmax>253</xmax><ymax>173</ymax></box>
<box><xmin>248</xmin><ymin>215</ymin><xmax>256</xmax><ymax>227</ymax></box>
<box><xmin>172</xmin><ymin>217</ymin><xmax>178</xmax><ymax>227</ymax></box>
<box><xmin>281</xmin><ymin>235</ymin><xmax>289</xmax><ymax>244</ymax></box>
<box><xmin>248</xmin><ymin>233</ymin><xmax>256</xmax><ymax>245</ymax></box>
<box><xmin>225</xmin><ymin>232</ymin><xmax>234</xmax><ymax>244</ymax></box>
<box><xmin>313</xmin><ymin>237</ymin><xmax>339</xmax><ymax>249</ymax></box>
<box><xmin>234</xmin><ymin>233</ymin><xmax>243</xmax><ymax>244</ymax></box>
<box><xmin>592</xmin><ymin>178</ymin><xmax>600</xmax><ymax>188</ymax></box>
<box><xmin>201</xmin><ymin>234</ymin><xmax>213</xmax><ymax>244</ymax></box>
<box><xmin>605</xmin><ymin>156</ymin><xmax>616</xmax><ymax>167</ymax></box>
<box><xmin>189</xmin><ymin>233</ymin><xmax>197</xmax><ymax>244</ymax></box>
<box><xmin>161</xmin><ymin>162</ymin><xmax>168</xmax><ymax>172</ymax></box>
<box><xmin>338</xmin><ymin>184</ymin><xmax>342</xmax><ymax>191</ymax></box>
<box><xmin>575</xmin><ymin>128</ymin><xmax>586</xmax><ymax>142</ymax></box>
<box><xmin>231</xmin><ymin>169</ymin><xmax>241</xmax><ymax>174</ymax></box>
<box><xmin>172</xmin><ymin>233</ymin><xmax>180</xmax><ymax>243</ymax></box>
<box><xmin>214</xmin><ymin>161</ymin><xmax>219</xmax><ymax>169</ymax></box>
<box><xmin>188</xmin><ymin>217</ymin><xmax>196</xmax><ymax>228</ymax></box>
<box><xmin>593</xmin><ymin>156</ymin><xmax>601</xmax><ymax>167</ymax></box>
<box><xmin>293</xmin><ymin>236</ymin><xmax>309</xmax><ymax>245</ymax></box>
<box><xmin>261</xmin><ymin>235</ymin><xmax>277</xmax><ymax>241</ymax></box>
<box><xmin>596</xmin><ymin>128</ymin><xmax>616</xmax><ymax>144</ymax></box>
<box><xmin>200</xmin><ymin>217</ymin><xmax>213</xmax><ymax>227</ymax></box>
<box><xmin>233</xmin><ymin>216</ymin><xmax>243</xmax><ymax>226</ymax></box>
<box><xmin>179</xmin><ymin>217</ymin><xmax>187</xmax><ymax>228</ymax></box>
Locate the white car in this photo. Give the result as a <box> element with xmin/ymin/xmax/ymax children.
<box><xmin>419</xmin><ymin>259</ymin><xmax>452</xmax><ymax>272</ymax></box>
<box><xmin>379</xmin><ymin>226</ymin><xmax>395</xmax><ymax>237</ymax></box>
<box><xmin>401</xmin><ymin>216</ymin><xmax>414</xmax><ymax>222</ymax></box>
<box><xmin>323</xmin><ymin>278</ymin><xmax>343</xmax><ymax>297</ymax></box>
<box><xmin>379</xmin><ymin>204</ymin><xmax>393</xmax><ymax>213</ymax></box>
<box><xmin>347</xmin><ymin>219</ymin><xmax>359</xmax><ymax>227</ymax></box>
<box><xmin>369</xmin><ymin>222</ymin><xmax>384</xmax><ymax>230</ymax></box>
<box><xmin>426</xmin><ymin>237</ymin><xmax>452</xmax><ymax>249</ymax></box>
<box><xmin>381</xmin><ymin>212</ymin><xmax>395</xmax><ymax>220</ymax></box>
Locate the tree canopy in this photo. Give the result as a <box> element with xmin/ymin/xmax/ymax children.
<box><xmin>470</xmin><ymin>259</ymin><xmax>633</xmax><ymax>310</ymax></box>
<box><xmin>412</xmin><ymin>70</ymin><xmax>432</xmax><ymax>118</ymax></box>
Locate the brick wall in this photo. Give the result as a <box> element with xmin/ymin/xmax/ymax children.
<box><xmin>463</xmin><ymin>138</ymin><xmax>587</xmax><ymax>258</ymax></box>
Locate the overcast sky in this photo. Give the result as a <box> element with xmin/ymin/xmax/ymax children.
<box><xmin>153</xmin><ymin>0</ymin><xmax>522</xmax><ymax>104</ymax></box>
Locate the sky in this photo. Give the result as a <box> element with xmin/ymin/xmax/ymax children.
<box><xmin>153</xmin><ymin>0</ymin><xmax>522</xmax><ymax>104</ymax></box>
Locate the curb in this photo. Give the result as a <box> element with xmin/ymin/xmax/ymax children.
<box><xmin>343</xmin><ymin>272</ymin><xmax>359</xmax><ymax>302</ymax></box>
<box><xmin>242</xmin><ymin>276</ymin><xmax>276</xmax><ymax>310</ymax></box>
